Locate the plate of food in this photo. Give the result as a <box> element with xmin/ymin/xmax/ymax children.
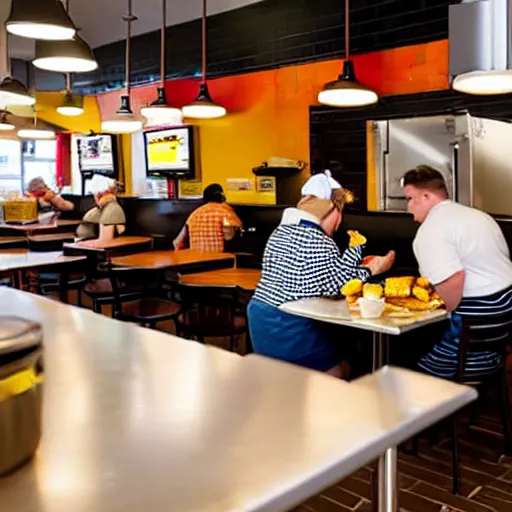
<box><xmin>341</xmin><ymin>275</ymin><xmax>444</xmax><ymax>318</ymax></box>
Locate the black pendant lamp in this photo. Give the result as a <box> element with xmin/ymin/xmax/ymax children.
<box><xmin>181</xmin><ymin>0</ymin><xmax>226</xmax><ymax>119</ymax></box>
<box><xmin>140</xmin><ymin>0</ymin><xmax>180</xmax><ymax>120</ymax></box>
<box><xmin>318</xmin><ymin>0</ymin><xmax>378</xmax><ymax>107</ymax></box>
<box><xmin>6</xmin><ymin>0</ymin><xmax>76</xmax><ymax>41</ymax></box>
<box><xmin>57</xmin><ymin>74</ymin><xmax>84</xmax><ymax>116</ymax></box>
<box><xmin>101</xmin><ymin>0</ymin><xmax>143</xmax><ymax>133</ymax></box>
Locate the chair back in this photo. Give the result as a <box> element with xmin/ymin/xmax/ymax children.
<box><xmin>176</xmin><ymin>283</ymin><xmax>241</xmax><ymax>337</ymax></box>
<box><xmin>106</xmin><ymin>266</ymin><xmax>145</xmax><ymax>316</ymax></box>
<box><xmin>457</xmin><ymin>314</ymin><xmax>512</xmax><ymax>382</ymax></box>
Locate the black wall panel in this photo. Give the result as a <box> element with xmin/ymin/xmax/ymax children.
<box><xmin>72</xmin><ymin>0</ymin><xmax>460</xmax><ymax>93</ymax></box>
<box><xmin>309</xmin><ymin>90</ymin><xmax>512</xmax><ymax>211</ymax></box>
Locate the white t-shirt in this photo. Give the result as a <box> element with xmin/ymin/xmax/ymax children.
<box><xmin>413</xmin><ymin>200</ymin><xmax>512</xmax><ymax>298</ymax></box>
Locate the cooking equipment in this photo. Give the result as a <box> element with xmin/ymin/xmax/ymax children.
<box><xmin>0</xmin><ymin>317</ymin><xmax>43</xmax><ymax>477</ymax></box>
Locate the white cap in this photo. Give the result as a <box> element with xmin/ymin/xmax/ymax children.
<box><xmin>89</xmin><ymin>175</ymin><xmax>116</xmax><ymax>195</ymax></box>
<box><xmin>301</xmin><ymin>170</ymin><xmax>342</xmax><ymax>200</ymax></box>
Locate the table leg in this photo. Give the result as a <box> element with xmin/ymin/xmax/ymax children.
<box><xmin>373</xmin><ymin>331</ymin><xmax>398</xmax><ymax>512</ymax></box>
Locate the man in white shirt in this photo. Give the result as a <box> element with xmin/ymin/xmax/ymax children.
<box><xmin>403</xmin><ymin>165</ymin><xmax>512</xmax><ymax>377</ymax></box>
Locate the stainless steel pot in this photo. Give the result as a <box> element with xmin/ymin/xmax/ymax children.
<box><xmin>0</xmin><ymin>317</ymin><xmax>43</xmax><ymax>477</ymax></box>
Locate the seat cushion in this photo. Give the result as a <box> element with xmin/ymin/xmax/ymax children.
<box><xmin>120</xmin><ymin>299</ymin><xmax>181</xmax><ymax>322</ymax></box>
<box><xmin>84</xmin><ymin>279</ymin><xmax>141</xmax><ymax>297</ymax></box>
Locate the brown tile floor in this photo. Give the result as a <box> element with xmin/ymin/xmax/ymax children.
<box><xmin>58</xmin><ymin>291</ymin><xmax>512</xmax><ymax>512</ymax></box>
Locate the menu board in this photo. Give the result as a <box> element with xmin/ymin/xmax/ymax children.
<box><xmin>77</xmin><ymin>134</ymin><xmax>116</xmax><ymax>172</ymax></box>
<box><xmin>144</xmin><ymin>127</ymin><xmax>194</xmax><ymax>173</ymax></box>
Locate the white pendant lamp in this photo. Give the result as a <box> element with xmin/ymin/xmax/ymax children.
<box><xmin>0</xmin><ymin>111</ymin><xmax>14</xmax><ymax>131</ymax></box>
<box><xmin>181</xmin><ymin>0</ymin><xmax>226</xmax><ymax>119</ymax></box>
<box><xmin>102</xmin><ymin>0</ymin><xmax>143</xmax><ymax>134</ymax></box>
<box><xmin>18</xmin><ymin>111</ymin><xmax>55</xmax><ymax>139</ymax></box>
<box><xmin>6</xmin><ymin>0</ymin><xmax>76</xmax><ymax>41</ymax></box>
<box><xmin>141</xmin><ymin>0</ymin><xmax>181</xmax><ymax>120</ymax></box>
<box><xmin>318</xmin><ymin>0</ymin><xmax>378</xmax><ymax>107</ymax></box>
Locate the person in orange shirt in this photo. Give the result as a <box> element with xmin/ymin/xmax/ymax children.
<box><xmin>173</xmin><ymin>184</ymin><xmax>242</xmax><ymax>252</ymax></box>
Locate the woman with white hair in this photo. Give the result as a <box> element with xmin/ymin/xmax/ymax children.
<box><xmin>76</xmin><ymin>175</ymin><xmax>126</xmax><ymax>248</ymax></box>
<box><xmin>248</xmin><ymin>171</ymin><xmax>395</xmax><ymax>378</ymax></box>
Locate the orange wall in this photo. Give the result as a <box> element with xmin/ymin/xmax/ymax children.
<box><xmin>95</xmin><ymin>40</ymin><xmax>449</xmax><ymax>202</ymax></box>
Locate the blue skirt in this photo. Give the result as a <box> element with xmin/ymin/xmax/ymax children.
<box><xmin>247</xmin><ymin>299</ymin><xmax>342</xmax><ymax>372</ymax></box>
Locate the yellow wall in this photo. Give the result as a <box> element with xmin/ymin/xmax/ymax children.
<box><xmin>35</xmin><ymin>91</ymin><xmax>102</xmax><ymax>133</ymax></box>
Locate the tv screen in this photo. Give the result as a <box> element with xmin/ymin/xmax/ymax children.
<box><xmin>77</xmin><ymin>134</ymin><xmax>117</xmax><ymax>175</ymax></box>
<box><xmin>143</xmin><ymin>126</ymin><xmax>196</xmax><ymax>177</ymax></box>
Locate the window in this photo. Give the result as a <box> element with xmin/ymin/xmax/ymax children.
<box><xmin>0</xmin><ymin>139</ymin><xmax>57</xmax><ymax>195</ymax></box>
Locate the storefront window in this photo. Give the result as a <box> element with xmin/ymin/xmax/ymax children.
<box><xmin>0</xmin><ymin>139</ymin><xmax>57</xmax><ymax>195</ymax></box>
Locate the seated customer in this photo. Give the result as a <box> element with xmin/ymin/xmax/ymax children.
<box><xmin>173</xmin><ymin>183</ymin><xmax>242</xmax><ymax>252</ymax></box>
<box><xmin>403</xmin><ymin>165</ymin><xmax>512</xmax><ymax>378</ymax></box>
<box><xmin>76</xmin><ymin>176</ymin><xmax>126</xmax><ymax>249</ymax></box>
<box><xmin>247</xmin><ymin>173</ymin><xmax>395</xmax><ymax>378</ymax></box>
<box><xmin>26</xmin><ymin>177</ymin><xmax>74</xmax><ymax>215</ymax></box>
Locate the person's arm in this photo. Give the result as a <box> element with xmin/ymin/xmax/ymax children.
<box><xmin>173</xmin><ymin>225</ymin><xmax>188</xmax><ymax>250</ymax></box>
<box><xmin>433</xmin><ymin>270</ymin><xmax>465</xmax><ymax>312</ymax></box>
<box><xmin>222</xmin><ymin>204</ymin><xmax>243</xmax><ymax>228</ymax></box>
<box><xmin>49</xmin><ymin>194</ymin><xmax>74</xmax><ymax>211</ymax></box>
<box><xmin>78</xmin><ymin>224</ymin><xmax>116</xmax><ymax>248</ymax></box>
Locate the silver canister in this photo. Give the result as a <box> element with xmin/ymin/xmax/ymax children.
<box><xmin>0</xmin><ymin>317</ymin><xmax>43</xmax><ymax>477</ymax></box>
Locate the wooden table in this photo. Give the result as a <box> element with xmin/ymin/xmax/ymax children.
<box><xmin>0</xmin><ymin>289</ymin><xmax>476</xmax><ymax>512</ymax></box>
<box><xmin>0</xmin><ymin>249</ymin><xmax>86</xmax><ymax>273</ymax></box>
<box><xmin>0</xmin><ymin>236</ymin><xmax>26</xmax><ymax>247</ymax></box>
<box><xmin>0</xmin><ymin>219</ymin><xmax>80</xmax><ymax>233</ymax></box>
<box><xmin>179</xmin><ymin>268</ymin><xmax>261</xmax><ymax>290</ymax></box>
<box><xmin>111</xmin><ymin>249</ymin><xmax>235</xmax><ymax>270</ymax></box>
<box><xmin>280</xmin><ymin>297</ymin><xmax>449</xmax><ymax>511</ymax></box>
<box><xmin>63</xmin><ymin>236</ymin><xmax>153</xmax><ymax>255</ymax></box>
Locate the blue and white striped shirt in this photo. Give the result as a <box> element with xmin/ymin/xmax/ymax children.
<box><xmin>253</xmin><ymin>218</ymin><xmax>370</xmax><ymax>307</ymax></box>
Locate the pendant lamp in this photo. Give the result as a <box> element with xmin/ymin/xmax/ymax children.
<box><xmin>181</xmin><ymin>0</ymin><xmax>226</xmax><ymax>119</ymax></box>
<box><xmin>140</xmin><ymin>0</ymin><xmax>180</xmax><ymax>120</ymax></box>
<box><xmin>318</xmin><ymin>0</ymin><xmax>378</xmax><ymax>107</ymax></box>
<box><xmin>57</xmin><ymin>76</ymin><xmax>84</xmax><ymax>116</ymax></box>
<box><xmin>18</xmin><ymin>111</ymin><xmax>55</xmax><ymax>139</ymax></box>
<box><xmin>6</xmin><ymin>0</ymin><xmax>76</xmax><ymax>41</ymax></box>
<box><xmin>0</xmin><ymin>111</ymin><xmax>14</xmax><ymax>131</ymax></box>
<box><xmin>102</xmin><ymin>0</ymin><xmax>143</xmax><ymax>134</ymax></box>
<box><xmin>0</xmin><ymin>32</ymin><xmax>35</xmax><ymax>107</ymax></box>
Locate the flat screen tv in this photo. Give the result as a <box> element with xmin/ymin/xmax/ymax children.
<box><xmin>143</xmin><ymin>126</ymin><xmax>197</xmax><ymax>178</ymax></box>
<box><xmin>76</xmin><ymin>133</ymin><xmax>118</xmax><ymax>177</ymax></box>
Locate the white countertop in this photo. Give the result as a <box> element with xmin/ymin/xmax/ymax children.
<box><xmin>0</xmin><ymin>250</ymin><xmax>86</xmax><ymax>272</ymax></box>
<box><xmin>0</xmin><ymin>290</ymin><xmax>474</xmax><ymax>512</ymax></box>
<box><xmin>280</xmin><ymin>297</ymin><xmax>449</xmax><ymax>335</ymax></box>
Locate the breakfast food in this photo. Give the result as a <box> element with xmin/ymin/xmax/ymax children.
<box><xmin>347</xmin><ymin>230</ymin><xmax>367</xmax><ymax>247</ymax></box>
<box><xmin>412</xmin><ymin>285</ymin><xmax>430</xmax><ymax>302</ymax></box>
<box><xmin>341</xmin><ymin>279</ymin><xmax>363</xmax><ymax>297</ymax></box>
<box><xmin>362</xmin><ymin>283</ymin><xmax>383</xmax><ymax>300</ymax></box>
<box><xmin>384</xmin><ymin>277</ymin><xmax>415</xmax><ymax>298</ymax></box>
<box><xmin>415</xmin><ymin>277</ymin><xmax>430</xmax><ymax>289</ymax></box>
<box><xmin>386</xmin><ymin>297</ymin><xmax>444</xmax><ymax>312</ymax></box>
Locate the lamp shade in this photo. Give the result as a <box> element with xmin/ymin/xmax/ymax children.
<box><xmin>33</xmin><ymin>35</ymin><xmax>98</xmax><ymax>73</ymax></box>
<box><xmin>18</xmin><ymin>128</ymin><xmax>55</xmax><ymax>139</ymax></box>
<box><xmin>318</xmin><ymin>61</ymin><xmax>378</xmax><ymax>107</ymax></box>
<box><xmin>6</xmin><ymin>0</ymin><xmax>77</xmax><ymax>41</ymax></box>
<box><xmin>57</xmin><ymin>91</ymin><xmax>84</xmax><ymax>116</ymax></box>
<box><xmin>0</xmin><ymin>76</ymin><xmax>35</xmax><ymax>107</ymax></box>
<box><xmin>452</xmin><ymin>70</ymin><xmax>512</xmax><ymax>95</ymax></box>
<box><xmin>181</xmin><ymin>83</ymin><xmax>226</xmax><ymax>119</ymax></box>
<box><xmin>102</xmin><ymin>95</ymin><xmax>144</xmax><ymax>134</ymax></box>
<box><xmin>141</xmin><ymin>87</ymin><xmax>181</xmax><ymax>119</ymax></box>
<box><xmin>0</xmin><ymin>112</ymin><xmax>14</xmax><ymax>131</ymax></box>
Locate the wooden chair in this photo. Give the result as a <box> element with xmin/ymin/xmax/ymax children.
<box><xmin>176</xmin><ymin>283</ymin><xmax>248</xmax><ymax>351</ymax></box>
<box><xmin>449</xmin><ymin>314</ymin><xmax>512</xmax><ymax>494</ymax></box>
<box><xmin>108</xmin><ymin>266</ymin><xmax>181</xmax><ymax>329</ymax></box>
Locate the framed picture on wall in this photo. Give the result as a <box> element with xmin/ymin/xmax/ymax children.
<box><xmin>256</xmin><ymin>176</ymin><xmax>276</xmax><ymax>192</ymax></box>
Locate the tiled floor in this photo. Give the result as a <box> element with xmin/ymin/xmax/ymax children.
<box><xmin>294</xmin><ymin>414</ymin><xmax>512</xmax><ymax>512</ymax></box>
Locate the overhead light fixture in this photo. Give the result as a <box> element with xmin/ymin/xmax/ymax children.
<box><xmin>452</xmin><ymin>70</ymin><xmax>512</xmax><ymax>95</ymax></box>
<box><xmin>0</xmin><ymin>111</ymin><xmax>14</xmax><ymax>131</ymax></box>
<box><xmin>18</xmin><ymin>128</ymin><xmax>55</xmax><ymax>139</ymax></box>
<box><xmin>141</xmin><ymin>0</ymin><xmax>181</xmax><ymax>119</ymax></box>
<box><xmin>33</xmin><ymin>35</ymin><xmax>98</xmax><ymax>73</ymax></box>
<box><xmin>318</xmin><ymin>0</ymin><xmax>378</xmax><ymax>107</ymax></box>
<box><xmin>0</xmin><ymin>75</ymin><xmax>35</xmax><ymax>107</ymax></box>
<box><xmin>102</xmin><ymin>95</ymin><xmax>143</xmax><ymax>133</ymax></box>
<box><xmin>57</xmin><ymin>89</ymin><xmax>84</xmax><ymax>116</ymax></box>
<box><xmin>182</xmin><ymin>0</ymin><xmax>226</xmax><ymax>119</ymax></box>
<box><xmin>6</xmin><ymin>0</ymin><xmax>77</xmax><ymax>41</ymax></box>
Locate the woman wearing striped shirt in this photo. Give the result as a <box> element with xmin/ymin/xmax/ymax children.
<box><xmin>403</xmin><ymin>166</ymin><xmax>512</xmax><ymax>378</ymax></box>
<box><xmin>248</xmin><ymin>173</ymin><xmax>395</xmax><ymax>378</ymax></box>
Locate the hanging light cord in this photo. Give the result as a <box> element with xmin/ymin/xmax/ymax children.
<box><xmin>161</xmin><ymin>0</ymin><xmax>166</xmax><ymax>85</ymax></box>
<box><xmin>201</xmin><ymin>0</ymin><xmax>207</xmax><ymax>84</ymax></box>
<box><xmin>123</xmin><ymin>0</ymin><xmax>137</xmax><ymax>95</ymax></box>
<box><xmin>65</xmin><ymin>0</ymin><xmax>71</xmax><ymax>92</ymax></box>
<box><xmin>345</xmin><ymin>0</ymin><xmax>350</xmax><ymax>59</ymax></box>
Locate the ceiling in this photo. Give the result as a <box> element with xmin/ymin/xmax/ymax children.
<box><xmin>2</xmin><ymin>0</ymin><xmax>263</xmax><ymax>60</ymax></box>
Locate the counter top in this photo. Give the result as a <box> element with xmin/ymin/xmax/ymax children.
<box><xmin>0</xmin><ymin>290</ymin><xmax>475</xmax><ymax>512</ymax></box>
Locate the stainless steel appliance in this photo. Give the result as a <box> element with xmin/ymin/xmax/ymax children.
<box><xmin>370</xmin><ymin>114</ymin><xmax>512</xmax><ymax>216</ymax></box>
<box><xmin>0</xmin><ymin>317</ymin><xmax>43</xmax><ymax>477</ymax></box>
